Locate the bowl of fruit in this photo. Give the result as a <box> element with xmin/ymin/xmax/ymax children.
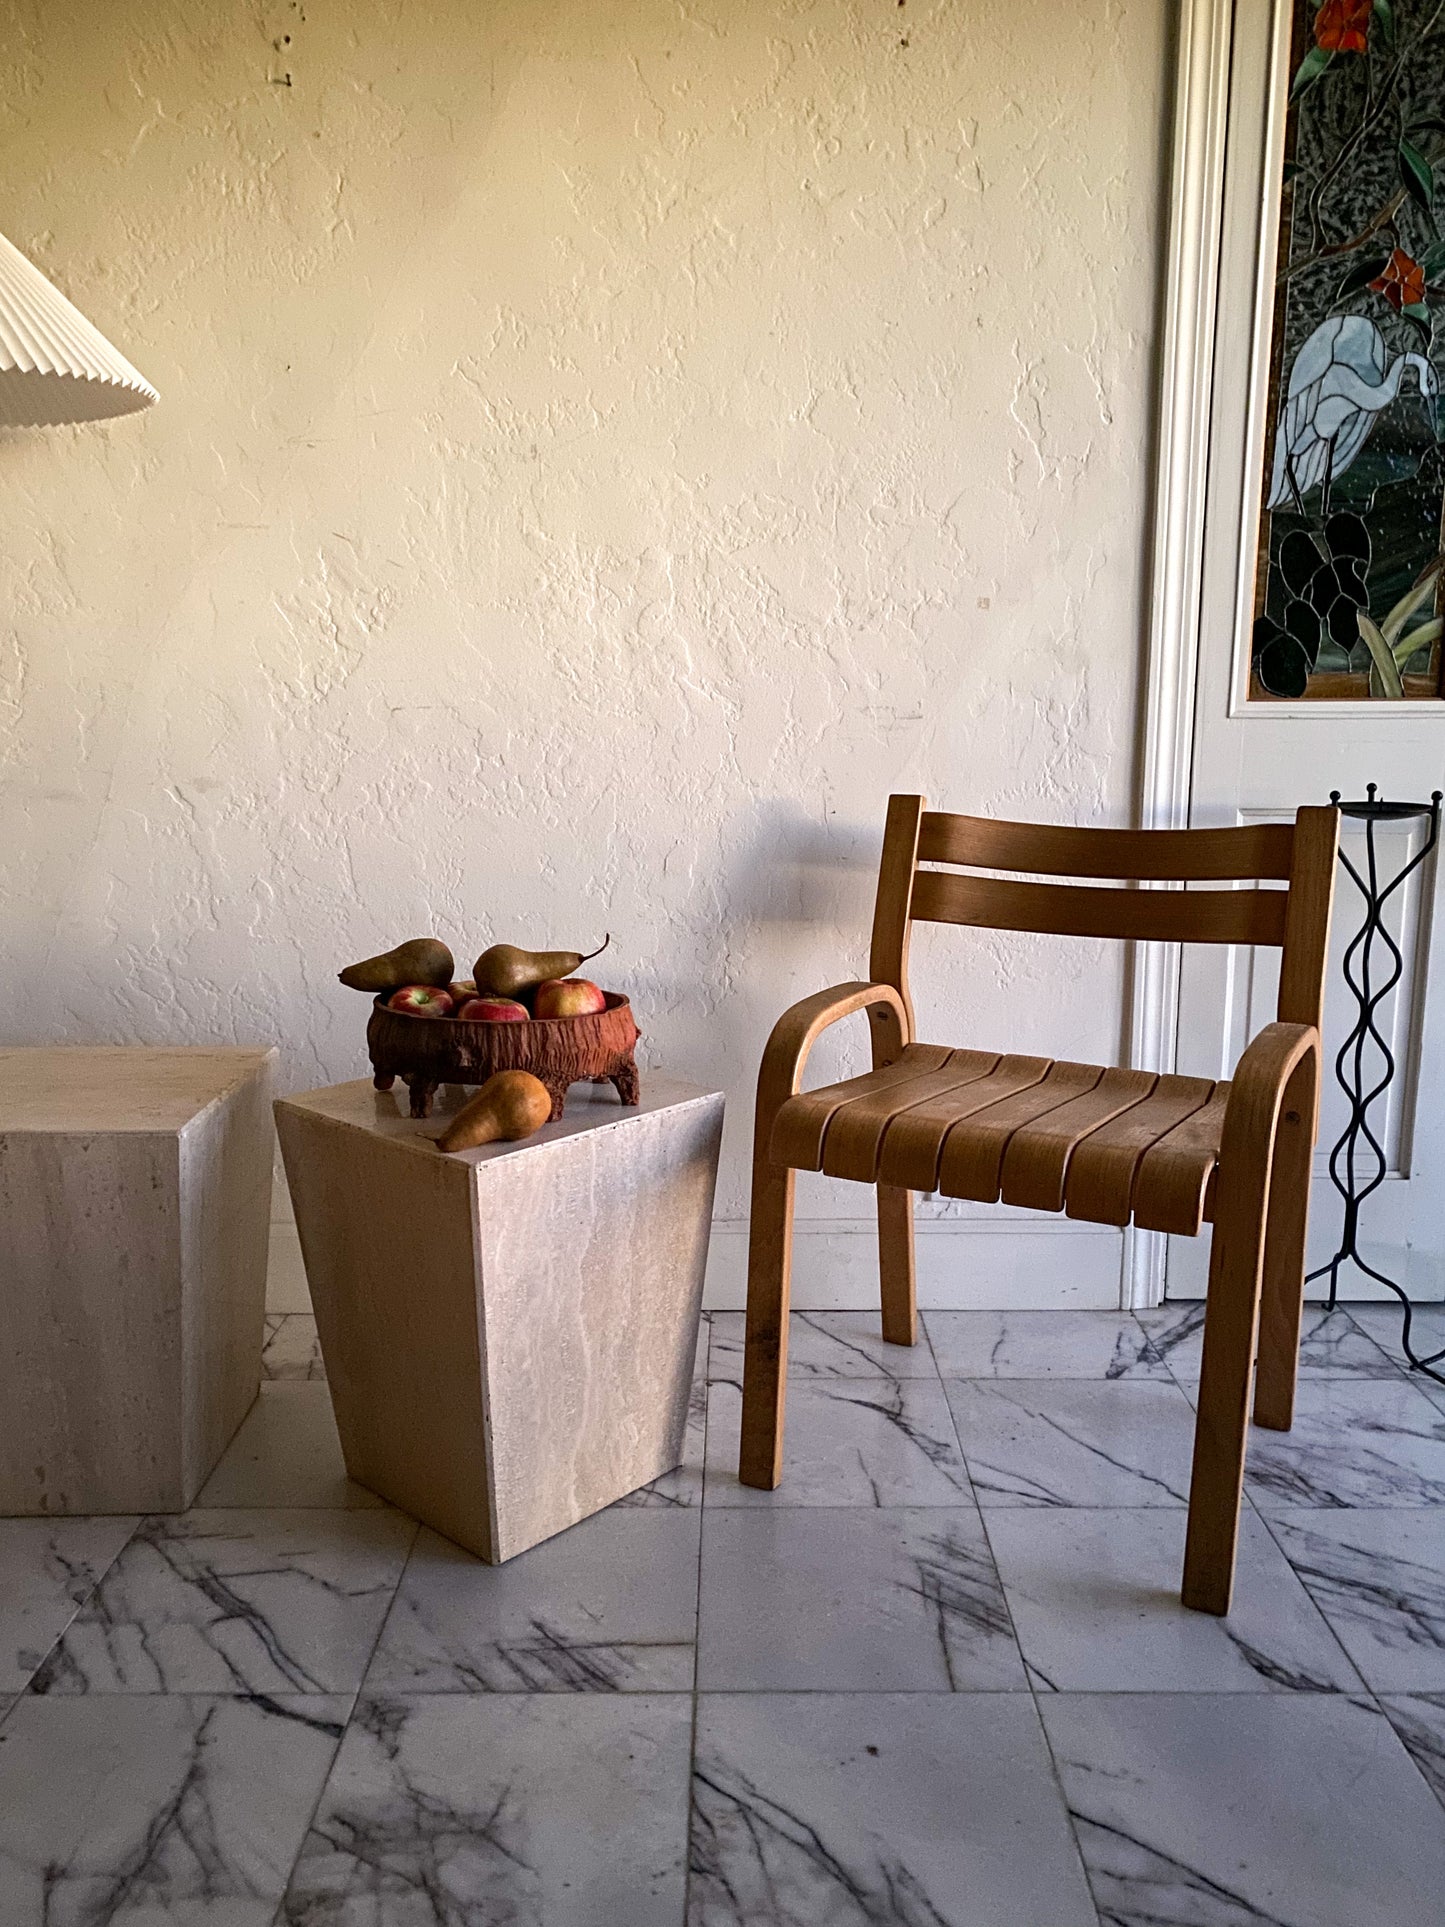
<box><xmin>339</xmin><ymin>936</ymin><xmax>640</xmax><ymax>1120</ymax></box>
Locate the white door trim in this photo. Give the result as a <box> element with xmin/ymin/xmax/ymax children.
<box><xmin>1124</xmin><ymin>0</ymin><xmax>1236</xmax><ymax>1307</ymax></box>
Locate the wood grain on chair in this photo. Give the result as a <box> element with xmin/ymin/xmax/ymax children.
<box><xmin>739</xmin><ymin>795</ymin><xmax>1339</xmax><ymax>1616</ymax></box>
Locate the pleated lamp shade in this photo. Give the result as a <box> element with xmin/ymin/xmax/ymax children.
<box><xmin>0</xmin><ymin>229</ymin><xmax>158</xmax><ymax>427</ymax></box>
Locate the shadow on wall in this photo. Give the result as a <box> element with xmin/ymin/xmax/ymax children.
<box><xmin>694</xmin><ymin>800</ymin><xmax>891</xmax><ymax>1100</ymax></box>
<box><xmin>729</xmin><ymin>800</ymin><xmax>885</xmax><ymax>933</ymax></box>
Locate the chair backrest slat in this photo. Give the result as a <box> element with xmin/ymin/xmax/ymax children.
<box><xmin>869</xmin><ymin>794</ymin><xmax>925</xmax><ymax>1045</ymax></box>
<box><xmin>909</xmin><ymin>869</ymin><xmax>1290</xmax><ymax>948</ymax></box>
<box><xmin>869</xmin><ymin>798</ymin><xmax>1339</xmax><ymax>1041</ymax></box>
<box><xmin>1277</xmin><ymin>804</ymin><xmax>1341</xmax><ymax>1027</ymax></box>
<box><xmin>917</xmin><ymin>813</ymin><xmax>1296</xmax><ymax>881</ymax></box>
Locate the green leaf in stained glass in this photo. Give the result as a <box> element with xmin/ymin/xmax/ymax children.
<box><xmin>1399</xmin><ymin>139</ymin><xmax>1435</xmax><ymax>213</ymax></box>
<box><xmin>1401</xmin><ymin>305</ymin><xmax>1433</xmax><ymax>349</ymax></box>
<box><xmin>1373</xmin><ymin>0</ymin><xmax>1397</xmax><ymax>49</ymax></box>
<box><xmin>1290</xmin><ymin>46</ymin><xmax>1334</xmax><ymax>102</ymax></box>
<box><xmin>1359</xmin><ymin>613</ymin><xmax>1406</xmax><ymax>699</ymax></box>
<box><xmin>1338</xmin><ymin>251</ymin><xmax>1394</xmax><ymax>301</ymax></box>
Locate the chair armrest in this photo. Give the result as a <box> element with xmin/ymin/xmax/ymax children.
<box><xmin>1224</xmin><ymin>1021</ymin><xmax>1321</xmax><ymax>1154</ymax></box>
<box><xmin>755</xmin><ymin>981</ymin><xmax>911</xmax><ymax>1121</ymax></box>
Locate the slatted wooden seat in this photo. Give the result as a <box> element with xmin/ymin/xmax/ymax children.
<box><xmin>774</xmin><ymin>1051</ymin><xmax>1228</xmax><ymax>1231</ymax></box>
<box><xmin>740</xmin><ymin>795</ymin><xmax>1339</xmax><ymax>1616</ymax></box>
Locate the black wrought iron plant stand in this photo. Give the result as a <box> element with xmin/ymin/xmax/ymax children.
<box><xmin>1307</xmin><ymin>786</ymin><xmax>1443</xmax><ymax>1385</ymax></box>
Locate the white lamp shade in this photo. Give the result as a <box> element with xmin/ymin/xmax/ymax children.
<box><xmin>0</xmin><ymin>229</ymin><xmax>158</xmax><ymax>426</ymax></box>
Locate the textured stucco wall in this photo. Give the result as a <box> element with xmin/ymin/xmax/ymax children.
<box><xmin>1</xmin><ymin>0</ymin><xmax>1172</xmax><ymax>1296</ymax></box>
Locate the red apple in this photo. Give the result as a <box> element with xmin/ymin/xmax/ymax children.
<box><xmin>533</xmin><ymin>978</ymin><xmax>606</xmax><ymax>1018</ymax></box>
<box><xmin>388</xmin><ymin>984</ymin><xmax>455</xmax><ymax>1017</ymax></box>
<box><xmin>456</xmin><ymin>996</ymin><xmax>530</xmax><ymax>1023</ymax></box>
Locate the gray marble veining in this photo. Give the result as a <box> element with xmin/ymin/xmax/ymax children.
<box><xmin>1349</xmin><ymin>1304</ymin><xmax>1445</xmax><ymax>1382</ymax></box>
<box><xmin>708</xmin><ymin>1310</ymin><xmax>939</xmax><ymax>1382</ymax></box>
<box><xmin>0</xmin><ymin>1517</ymin><xmax>138</xmax><ymax>1694</ymax></box>
<box><xmin>364</xmin><ymin>1510</ymin><xmax>699</xmax><ymax>1694</ymax></box>
<box><xmin>1266</xmin><ymin>1507</ymin><xmax>1445</xmax><ymax>1691</ymax></box>
<box><xmin>1139</xmin><ymin>1303</ymin><xmax>1400</xmax><ymax>1384</ymax></box>
<box><xmin>987</xmin><ymin>1508</ymin><xmax>1362</xmax><ymax>1694</ymax></box>
<box><xmin>697</xmin><ymin>1507</ymin><xmax>1024</xmax><ymax>1692</ymax></box>
<box><xmin>1381</xmin><ymin>1693</ymin><xmax>1445</xmax><ymax>1810</ymax></box>
<box><xmin>1040</xmin><ymin>1690</ymin><xmax>1445</xmax><ymax>1927</ymax></box>
<box><xmin>282</xmin><ymin>1693</ymin><xmax>692</xmax><ymax>1925</ymax></box>
<box><xmin>9</xmin><ymin>1302</ymin><xmax>1445</xmax><ymax>1918</ymax></box>
<box><xmin>705</xmin><ymin>1376</ymin><xmax>975</xmax><ymax>1508</ymax></box>
<box><xmin>30</xmin><ymin>1509</ymin><xmax>415</xmax><ymax>1697</ymax></box>
<box><xmin>926</xmin><ymin>1309</ymin><xmax>1169</xmax><ymax>1381</ymax></box>
<box><xmin>1244</xmin><ymin>1378</ymin><xmax>1445</xmax><ymax>1513</ymax></box>
<box><xmin>262</xmin><ymin>1315</ymin><xmax>326</xmax><ymax>1381</ymax></box>
<box><xmin>0</xmin><ymin>1692</ymin><xmax>347</xmax><ymax>1927</ymax></box>
<box><xmin>1132</xmin><ymin>1300</ymin><xmax>1208</xmax><ymax>1379</ymax></box>
<box><xmin>943</xmin><ymin>1377</ymin><xmax>1197</xmax><ymax>1508</ymax></box>
<box><xmin>690</xmin><ymin>1693</ymin><xmax>1097</xmax><ymax>1926</ymax></box>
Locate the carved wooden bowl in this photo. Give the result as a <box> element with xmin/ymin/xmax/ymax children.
<box><xmin>367</xmin><ymin>991</ymin><xmax>641</xmax><ymax>1121</ymax></box>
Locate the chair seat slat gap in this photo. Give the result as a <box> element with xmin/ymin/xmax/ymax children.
<box><xmin>820</xmin><ymin>1050</ymin><xmax>1001</xmax><ymax>1184</ymax></box>
<box><xmin>1064</xmin><ymin>1075</ymin><xmax>1217</xmax><ymax>1225</ymax></box>
<box><xmin>769</xmin><ymin>1044</ymin><xmax>955</xmax><ymax>1172</ymax></box>
<box><xmin>999</xmin><ymin>1068</ymin><xmax>1161</xmax><ymax>1213</ymax></box>
<box><xmin>1130</xmin><ymin>1082</ymin><xmax>1233</xmax><ymax>1236</ymax></box>
<box><xmin>875</xmin><ymin>1054</ymin><xmax>1055</xmax><ymax>1191</ymax></box>
<box><xmin>936</xmin><ymin>1061</ymin><xmax>1105</xmax><ymax>1202</ymax></box>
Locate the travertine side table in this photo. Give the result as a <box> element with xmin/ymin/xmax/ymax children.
<box><xmin>0</xmin><ymin>1047</ymin><xmax>276</xmax><ymax>1514</ymax></box>
<box><xmin>275</xmin><ymin>1075</ymin><xmax>723</xmax><ymax>1562</ymax></box>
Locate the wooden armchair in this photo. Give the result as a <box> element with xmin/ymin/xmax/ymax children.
<box><xmin>740</xmin><ymin>795</ymin><xmax>1339</xmax><ymax>1615</ymax></box>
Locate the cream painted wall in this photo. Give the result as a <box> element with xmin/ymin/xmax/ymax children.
<box><xmin>2</xmin><ymin>0</ymin><xmax>1173</xmax><ymax>1307</ymax></box>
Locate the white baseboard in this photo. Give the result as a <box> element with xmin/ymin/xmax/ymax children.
<box><xmin>701</xmin><ymin>1217</ymin><xmax>1125</xmax><ymax>1312</ymax></box>
<box><xmin>266</xmin><ymin>1213</ymin><xmax>1126</xmax><ymax>1317</ymax></box>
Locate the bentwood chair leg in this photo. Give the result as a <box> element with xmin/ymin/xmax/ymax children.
<box><xmin>1252</xmin><ymin>1055</ymin><xmax>1318</xmax><ymax>1432</ymax></box>
<box><xmin>739</xmin><ymin>1157</ymin><xmax>797</xmax><ymax>1489</ymax></box>
<box><xmin>877</xmin><ymin>1184</ymin><xmax>918</xmax><ymax>1346</ymax></box>
<box><xmin>1182</xmin><ymin>1131</ymin><xmax>1275</xmax><ymax>1616</ymax></box>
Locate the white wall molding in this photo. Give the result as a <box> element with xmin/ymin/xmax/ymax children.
<box><xmin>701</xmin><ymin>1218</ymin><xmax>1126</xmax><ymax>1315</ymax></box>
<box><xmin>266</xmin><ymin>1205</ymin><xmax>1127</xmax><ymax>1316</ymax></box>
<box><xmin>1124</xmin><ymin>0</ymin><xmax>1236</xmax><ymax>1308</ymax></box>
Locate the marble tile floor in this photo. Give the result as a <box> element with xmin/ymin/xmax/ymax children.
<box><xmin>3</xmin><ymin>1305</ymin><xmax>1445</xmax><ymax>1924</ymax></box>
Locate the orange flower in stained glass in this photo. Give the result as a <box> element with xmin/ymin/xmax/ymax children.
<box><xmin>1314</xmin><ymin>0</ymin><xmax>1372</xmax><ymax>52</ymax></box>
<box><xmin>1369</xmin><ymin>248</ymin><xmax>1427</xmax><ymax>311</ymax></box>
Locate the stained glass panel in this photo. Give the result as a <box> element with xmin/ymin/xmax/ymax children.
<box><xmin>1250</xmin><ymin>0</ymin><xmax>1445</xmax><ymax>701</ymax></box>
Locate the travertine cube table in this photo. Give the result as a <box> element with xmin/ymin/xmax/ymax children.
<box><xmin>0</xmin><ymin>1047</ymin><xmax>276</xmax><ymax>1515</ymax></box>
<box><xmin>275</xmin><ymin>1075</ymin><xmax>723</xmax><ymax>1562</ymax></box>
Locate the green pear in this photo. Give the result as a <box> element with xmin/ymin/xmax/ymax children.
<box><xmin>473</xmin><ymin>934</ymin><xmax>609</xmax><ymax>999</ymax></box>
<box><xmin>338</xmin><ymin>937</ymin><xmax>455</xmax><ymax>992</ymax></box>
<box><xmin>435</xmin><ymin>1071</ymin><xmax>553</xmax><ymax>1151</ymax></box>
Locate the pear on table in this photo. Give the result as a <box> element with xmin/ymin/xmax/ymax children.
<box><xmin>436</xmin><ymin>1071</ymin><xmax>553</xmax><ymax>1152</ymax></box>
<box><xmin>339</xmin><ymin>937</ymin><xmax>455</xmax><ymax>992</ymax></box>
<box><xmin>473</xmin><ymin>935</ymin><xmax>609</xmax><ymax>1000</ymax></box>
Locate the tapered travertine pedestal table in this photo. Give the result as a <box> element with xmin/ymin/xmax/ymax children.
<box><xmin>0</xmin><ymin>1047</ymin><xmax>276</xmax><ymax>1514</ymax></box>
<box><xmin>275</xmin><ymin>1074</ymin><xmax>723</xmax><ymax>1563</ymax></box>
